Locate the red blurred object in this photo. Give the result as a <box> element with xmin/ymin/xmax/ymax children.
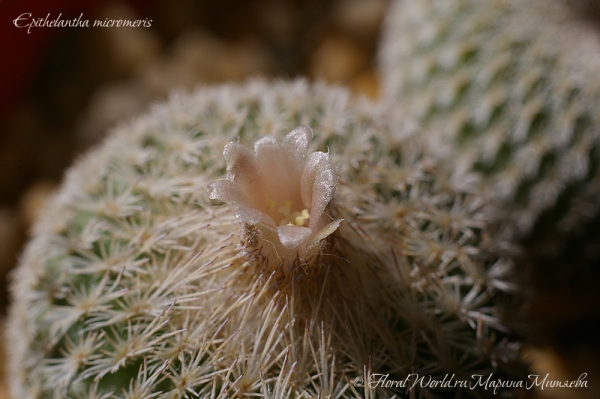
<box><xmin>0</xmin><ymin>0</ymin><xmax>103</xmax><ymax>117</ymax></box>
<box><xmin>0</xmin><ymin>0</ymin><xmax>149</xmax><ymax>119</ymax></box>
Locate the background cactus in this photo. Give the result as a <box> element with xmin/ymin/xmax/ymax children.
<box><xmin>8</xmin><ymin>79</ymin><xmax>524</xmax><ymax>398</ymax></box>
<box><xmin>378</xmin><ymin>0</ymin><xmax>600</xmax><ymax>256</ymax></box>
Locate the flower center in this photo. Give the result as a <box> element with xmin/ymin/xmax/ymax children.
<box><xmin>267</xmin><ymin>199</ymin><xmax>310</xmax><ymax>227</ymax></box>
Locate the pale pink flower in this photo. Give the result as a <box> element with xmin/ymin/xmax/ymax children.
<box><xmin>208</xmin><ymin>126</ymin><xmax>342</xmax><ymax>260</ymax></box>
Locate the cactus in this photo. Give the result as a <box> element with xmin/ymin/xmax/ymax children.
<box><xmin>8</xmin><ymin>79</ymin><xmax>523</xmax><ymax>398</ymax></box>
<box><xmin>378</xmin><ymin>0</ymin><xmax>600</xmax><ymax>250</ymax></box>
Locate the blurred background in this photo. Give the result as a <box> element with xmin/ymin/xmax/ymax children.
<box><xmin>0</xmin><ymin>0</ymin><xmax>598</xmax><ymax>398</ymax></box>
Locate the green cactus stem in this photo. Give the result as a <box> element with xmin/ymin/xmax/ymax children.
<box><xmin>8</xmin><ymin>79</ymin><xmax>523</xmax><ymax>398</ymax></box>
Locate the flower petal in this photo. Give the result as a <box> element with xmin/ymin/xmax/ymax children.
<box><xmin>255</xmin><ymin>134</ymin><xmax>305</xmax><ymax>209</ymax></box>
<box><xmin>301</xmin><ymin>152</ymin><xmax>337</xmax><ymax>228</ymax></box>
<box><xmin>254</xmin><ymin>135</ymin><xmax>282</xmax><ymax>164</ymax></box>
<box><xmin>282</xmin><ymin>125</ymin><xmax>313</xmax><ymax>173</ymax></box>
<box><xmin>301</xmin><ymin>152</ymin><xmax>328</xmax><ymax>207</ymax></box>
<box><xmin>236</xmin><ymin>207</ymin><xmax>277</xmax><ymax>228</ymax></box>
<box><xmin>277</xmin><ymin>225</ymin><xmax>313</xmax><ymax>249</ymax></box>
<box><xmin>312</xmin><ymin>167</ymin><xmax>337</xmax><ymax>221</ymax></box>
<box><xmin>303</xmin><ymin>219</ymin><xmax>343</xmax><ymax>252</ymax></box>
<box><xmin>223</xmin><ymin>142</ymin><xmax>263</xmax><ymax>205</ymax></box>
<box><xmin>207</xmin><ymin>180</ymin><xmax>252</xmax><ymax>209</ymax></box>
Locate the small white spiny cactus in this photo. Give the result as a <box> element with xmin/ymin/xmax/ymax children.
<box><xmin>8</xmin><ymin>79</ymin><xmax>523</xmax><ymax>398</ymax></box>
<box><xmin>378</xmin><ymin>0</ymin><xmax>600</xmax><ymax>251</ymax></box>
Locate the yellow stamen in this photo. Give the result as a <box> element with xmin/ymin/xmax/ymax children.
<box><xmin>294</xmin><ymin>209</ymin><xmax>310</xmax><ymax>226</ymax></box>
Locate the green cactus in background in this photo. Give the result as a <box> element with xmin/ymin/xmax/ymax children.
<box><xmin>8</xmin><ymin>79</ymin><xmax>523</xmax><ymax>398</ymax></box>
<box><xmin>378</xmin><ymin>0</ymin><xmax>600</xmax><ymax>251</ymax></box>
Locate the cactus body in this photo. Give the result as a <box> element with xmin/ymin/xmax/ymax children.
<box><xmin>9</xmin><ymin>80</ymin><xmax>522</xmax><ymax>398</ymax></box>
<box><xmin>379</xmin><ymin>0</ymin><xmax>600</xmax><ymax>244</ymax></box>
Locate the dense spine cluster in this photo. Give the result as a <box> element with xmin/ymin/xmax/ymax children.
<box><xmin>379</xmin><ymin>0</ymin><xmax>600</xmax><ymax>243</ymax></box>
<box><xmin>9</xmin><ymin>80</ymin><xmax>522</xmax><ymax>398</ymax></box>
